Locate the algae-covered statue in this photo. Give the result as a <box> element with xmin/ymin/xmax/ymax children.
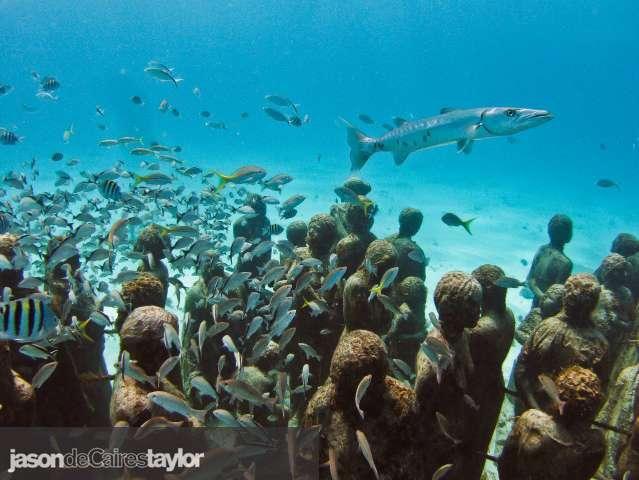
<box><xmin>303</xmin><ymin>329</ymin><xmax>418</xmax><ymax>479</ymax></box>
<box><xmin>343</xmin><ymin>239</ymin><xmax>398</xmax><ymax>336</ymax></box>
<box><xmin>386</xmin><ymin>207</ymin><xmax>427</xmax><ymax>281</ymax></box>
<box><xmin>464</xmin><ymin>264</ymin><xmax>516</xmax><ymax>479</ymax></box>
<box><xmin>414</xmin><ymin>271</ymin><xmax>482</xmax><ymax>479</ymax></box>
<box><xmin>515</xmin><ymin>283</ymin><xmax>564</xmax><ymax>345</ymax></box>
<box><xmin>111</xmin><ymin>306</ymin><xmax>184</xmax><ymax>426</ymax></box>
<box><xmin>134</xmin><ymin>223</ymin><xmax>170</xmax><ymax>303</ymax></box>
<box><xmin>515</xmin><ymin>274</ymin><xmax>609</xmax><ymax>413</ymax></box>
<box><xmin>294</xmin><ymin>213</ymin><xmax>338</xmax><ymax>264</ymax></box>
<box><xmin>526</xmin><ymin>214</ymin><xmax>573</xmax><ymax>306</ymax></box>
<box><xmin>592</xmin><ymin>253</ymin><xmax>634</xmax><ymax>355</ymax></box>
<box><xmin>386</xmin><ymin>275</ymin><xmax>428</xmax><ymax>368</ymax></box>
<box><xmin>499</xmin><ymin>366</ymin><xmax>605</xmax><ymax>480</ymax></box>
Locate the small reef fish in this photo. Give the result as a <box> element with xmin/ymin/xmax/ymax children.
<box><xmin>264</xmin><ymin>94</ymin><xmax>294</xmax><ymax>108</ymax></box>
<box><xmin>263</xmin><ymin>107</ymin><xmax>288</xmax><ymax>122</ymax></box>
<box><xmin>261</xmin><ymin>173</ymin><xmax>293</xmax><ymax>192</ymax></box>
<box><xmin>156</xmin><ymin>355</ymin><xmax>180</xmax><ymax>385</ymax></box>
<box><xmin>436</xmin><ymin>411</ymin><xmax>461</xmax><ymax>445</ymax></box>
<box><xmin>220</xmin><ymin>379</ymin><xmax>276</xmax><ymax>410</ymax></box>
<box><xmin>0</xmin><ymin>84</ymin><xmax>14</xmax><ymax>96</ymax></box>
<box><xmin>596</xmin><ymin>178</ymin><xmax>620</xmax><ymax>189</ymax></box>
<box><xmin>147</xmin><ymin>391</ymin><xmax>210</xmax><ymax>423</ymax></box>
<box><xmin>211</xmin><ymin>165</ymin><xmax>267</xmax><ymax>191</ymax></box>
<box><xmin>441</xmin><ymin>213</ymin><xmax>475</xmax><ymax>235</ymax></box>
<box><xmin>355</xmin><ymin>374</ymin><xmax>372</xmax><ymax>419</ymax></box>
<box><xmin>144</xmin><ymin>62</ymin><xmax>182</xmax><ymax>87</ymax></box>
<box><xmin>343</xmin><ymin>107</ymin><xmax>553</xmax><ymax>170</ymax></box>
<box><xmin>134</xmin><ymin>417</ymin><xmax>183</xmax><ymax>441</ymax></box>
<box><xmin>0</xmin><ymin>297</ymin><xmax>59</xmax><ymax>342</ymax></box>
<box><xmin>134</xmin><ymin>173</ymin><xmax>173</xmax><ymax>185</ymax></box>
<box><xmin>355</xmin><ymin>430</ymin><xmax>380</xmax><ymax>479</ymax></box>
<box><xmin>0</xmin><ymin>128</ymin><xmax>23</xmax><ymax>145</ymax></box>
<box><xmin>191</xmin><ymin>375</ymin><xmax>219</xmax><ymax>402</ymax></box>
<box><xmin>32</xmin><ymin>361</ymin><xmax>59</xmax><ymax>389</ymax></box>
<box><xmin>99</xmin><ymin>180</ymin><xmax>122</xmax><ymax>201</ymax></box>
<box><xmin>318</xmin><ymin>267</ymin><xmax>347</xmax><ymax>293</ymax></box>
<box><xmin>368</xmin><ymin>266</ymin><xmax>399</xmax><ymax>301</ymax></box>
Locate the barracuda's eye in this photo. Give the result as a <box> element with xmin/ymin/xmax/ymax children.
<box><xmin>505</xmin><ymin>109</ymin><xmax>516</xmax><ymax>117</ymax></box>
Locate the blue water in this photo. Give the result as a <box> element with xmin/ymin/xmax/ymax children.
<box><xmin>1</xmin><ymin>0</ymin><xmax>638</xmax><ymax>306</ymax></box>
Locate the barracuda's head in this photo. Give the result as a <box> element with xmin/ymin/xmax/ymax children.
<box><xmin>481</xmin><ymin>107</ymin><xmax>553</xmax><ymax>136</ymax></box>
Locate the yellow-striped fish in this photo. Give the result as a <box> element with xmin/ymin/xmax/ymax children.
<box><xmin>0</xmin><ymin>297</ymin><xmax>59</xmax><ymax>342</ymax></box>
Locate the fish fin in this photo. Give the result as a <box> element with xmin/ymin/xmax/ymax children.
<box><xmin>456</xmin><ymin>138</ymin><xmax>474</xmax><ymax>154</ymax></box>
<box><xmin>393</xmin><ymin>150</ymin><xmax>409</xmax><ymax>165</ymax></box>
<box><xmin>462</xmin><ymin>218</ymin><xmax>476</xmax><ymax>235</ymax></box>
<box><xmin>213</xmin><ymin>171</ymin><xmax>231</xmax><ymax>192</ymax></box>
<box><xmin>440</xmin><ymin>107</ymin><xmax>459</xmax><ymax>114</ymax></box>
<box><xmin>340</xmin><ymin>118</ymin><xmax>377</xmax><ymax>171</ymax></box>
<box><xmin>133</xmin><ymin>175</ymin><xmax>143</xmax><ymax>186</ymax></box>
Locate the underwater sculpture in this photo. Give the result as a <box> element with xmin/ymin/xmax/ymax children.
<box><xmin>134</xmin><ymin>223</ymin><xmax>170</xmax><ymax>303</ymax></box>
<box><xmin>414</xmin><ymin>271</ymin><xmax>482</xmax><ymax>480</ymax></box>
<box><xmin>304</xmin><ymin>329</ymin><xmax>418</xmax><ymax>479</ymax></box>
<box><xmin>464</xmin><ymin>264</ymin><xmax>516</xmax><ymax>479</ymax></box>
<box><xmin>499</xmin><ymin>365</ymin><xmax>605</xmax><ymax>480</ymax></box>
<box><xmin>343</xmin><ymin>239</ymin><xmax>398</xmax><ymax>335</ymax></box>
<box><xmin>343</xmin><ymin>106</ymin><xmax>553</xmax><ymax>170</ymax></box>
<box><xmin>595</xmin><ymin>360</ymin><xmax>639</xmax><ymax>479</ymax></box>
<box><xmin>606</xmin><ymin>232</ymin><xmax>639</xmax><ymax>300</ymax></box>
<box><xmin>115</xmin><ymin>272</ymin><xmax>166</xmax><ymax>331</ymax></box>
<box><xmin>386</xmin><ymin>207</ymin><xmax>427</xmax><ymax>281</ymax></box>
<box><xmin>515</xmin><ymin>274</ymin><xmax>609</xmax><ymax>413</ymax></box>
<box><xmin>386</xmin><ymin>275</ymin><xmax>428</xmax><ymax>369</ymax></box>
<box><xmin>592</xmin><ymin>253</ymin><xmax>634</xmax><ymax>354</ymax></box>
<box><xmin>515</xmin><ymin>283</ymin><xmax>564</xmax><ymax>345</ymax></box>
<box><xmin>111</xmin><ymin>306</ymin><xmax>183</xmax><ymax>426</ymax></box>
<box><xmin>526</xmin><ymin>214</ymin><xmax>573</xmax><ymax>306</ymax></box>
<box><xmin>334</xmin><ymin>204</ymin><xmax>377</xmax><ymax>276</ymax></box>
<box><xmin>285</xmin><ymin>219</ymin><xmax>308</xmax><ymax>251</ymax></box>
<box><xmin>296</xmin><ymin>213</ymin><xmax>338</xmax><ymax>264</ymax></box>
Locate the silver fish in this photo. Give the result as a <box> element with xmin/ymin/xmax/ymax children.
<box><xmin>355</xmin><ymin>430</ymin><xmax>379</xmax><ymax>479</ymax></box>
<box><xmin>343</xmin><ymin>107</ymin><xmax>553</xmax><ymax>171</ymax></box>
<box><xmin>355</xmin><ymin>374</ymin><xmax>372</xmax><ymax>419</ymax></box>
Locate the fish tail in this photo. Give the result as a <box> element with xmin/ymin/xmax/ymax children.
<box><xmin>213</xmin><ymin>171</ymin><xmax>231</xmax><ymax>192</ymax></box>
<box><xmin>462</xmin><ymin>218</ymin><xmax>476</xmax><ymax>236</ymax></box>
<box><xmin>133</xmin><ymin>174</ymin><xmax>144</xmax><ymax>186</ymax></box>
<box><xmin>340</xmin><ymin>117</ymin><xmax>377</xmax><ymax>171</ymax></box>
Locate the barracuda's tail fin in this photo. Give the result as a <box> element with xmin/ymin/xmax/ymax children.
<box><xmin>340</xmin><ymin>118</ymin><xmax>377</xmax><ymax>171</ymax></box>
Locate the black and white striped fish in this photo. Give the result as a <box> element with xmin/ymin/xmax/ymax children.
<box><xmin>0</xmin><ymin>297</ymin><xmax>59</xmax><ymax>342</ymax></box>
<box><xmin>0</xmin><ymin>128</ymin><xmax>22</xmax><ymax>145</ymax></box>
<box><xmin>99</xmin><ymin>179</ymin><xmax>121</xmax><ymax>201</ymax></box>
<box><xmin>40</xmin><ymin>76</ymin><xmax>60</xmax><ymax>92</ymax></box>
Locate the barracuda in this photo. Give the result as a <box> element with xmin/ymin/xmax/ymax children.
<box><xmin>343</xmin><ymin>106</ymin><xmax>553</xmax><ymax>171</ymax></box>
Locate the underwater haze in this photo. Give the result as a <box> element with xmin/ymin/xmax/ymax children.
<box><xmin>0</xmin><ymin>0</ymin><xmax>638</xmax><ymax>477</ymax></box>
<box><xmin>2</xmin><ymin>0</ymin><xmax>638</xmax><ymax>362</ymax></box>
